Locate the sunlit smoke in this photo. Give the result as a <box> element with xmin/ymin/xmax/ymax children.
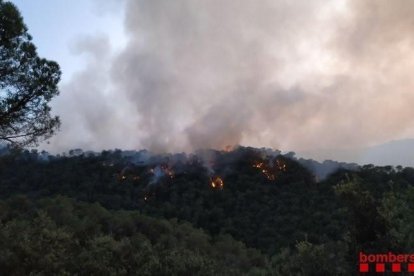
<box><xmin>43</xmin><ymin>0</ymin><xmax>414</xmax><ymax>163</ymax></box>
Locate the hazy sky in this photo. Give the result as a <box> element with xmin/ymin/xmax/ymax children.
<box><xmin>10</xmin><ymin>0</ymin><xmax>414</xmax><ymax>161</ymax></box>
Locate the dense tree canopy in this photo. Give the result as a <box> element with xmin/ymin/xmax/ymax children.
<box><xmin>0</xmin><ymin>196</ymin><xmax>269</xmax><ymax>275</ymax></box>
<box><xmin>3</xmin><ymin>147</ymin><xmax>414</xmax><ymax>274</ymax></box>
<box><xmin>0</xmin><ymin>0</ymin><xmax>60</xmax><ymax>146</ymax></box>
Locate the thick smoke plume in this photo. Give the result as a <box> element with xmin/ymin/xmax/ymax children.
<box><xmin>46</xmin><ymin>0</ymin><xmax>414</xmax><ymax>159</ymax></box>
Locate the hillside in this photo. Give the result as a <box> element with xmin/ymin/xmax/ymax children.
<box><xmin>1</xmin><ymin>147</ymin><xmax>414</xmax><ymax>274</ymax></box>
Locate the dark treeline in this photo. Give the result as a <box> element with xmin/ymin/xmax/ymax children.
<box><xmin>1</xmin><ymin>147</ymin><xmax>414</xmax><ymax>275</ymax></box>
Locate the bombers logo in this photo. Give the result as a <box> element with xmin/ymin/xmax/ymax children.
<box><xmin>359</xmin><ymin>252</ymin><xmax>414</xmax><ymax>273</ymax></box>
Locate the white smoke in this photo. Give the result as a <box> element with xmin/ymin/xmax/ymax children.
<box><xmin>44</xmin><ymin>0</ymin><xmax>414</xmax><ymax>161</ymax></box>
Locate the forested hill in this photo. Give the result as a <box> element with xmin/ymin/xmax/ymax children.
<box><xmin>1</xmin><ymin>147</ymin><xmax>414</xmax><ymax>275</ymax></box>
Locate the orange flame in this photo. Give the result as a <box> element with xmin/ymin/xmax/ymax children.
<box><xmin>253</xmin><ymin>159</ymin><xmax>287</xmax><ymax>181</ymax></box>
<box><xmin>210</xmin><ymin>176</ymin><xmax>224</xmax><ymax>189</ymax></box>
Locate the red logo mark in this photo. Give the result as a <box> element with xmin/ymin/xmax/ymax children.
<box><xmin>375</xmin><ymin>263</ymin><xmax>385</xmax><ymax>272</ymax></box>
<box><xmin>359</xmin><ymin>263</ymin><xmax>369</xmax><ymax>272</ymax></box>
<box><xmin>391</xmin><ymin>263</ymin><xmax>401</xmax><ymax>272</ymax></box>
<box><xmin>359</xmin><ymin>252</ymin><xmax>414</xmax><ymax>273</ymax></box>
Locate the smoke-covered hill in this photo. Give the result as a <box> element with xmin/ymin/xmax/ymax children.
<box><xmin>1</xmin><ymin>146</ymin><xmax>414</xmax><ymax>274</ymax></box>
<box><xmin>0</xmin><ymin>147</ymin><xmax>339</xmax><ymax>253</ymax></box>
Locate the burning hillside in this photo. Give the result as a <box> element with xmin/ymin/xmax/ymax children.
<box><xmin>0</xmin><ymin>145</ymin><xmax>362</xmax><ymax>264</ymax></box>
<box><xmin>110</xmin><ymin>147</ymin><xmax>319</xmax><ymax>202</ymax></box>
<box><xmin>252</xmin><ymin>158</ymin><xmax>288</xmax><ymax>181</ymax></box>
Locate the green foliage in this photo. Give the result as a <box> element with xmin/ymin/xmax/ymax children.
<box><xmin>379</xmin><ymin>186</ymin><xmax>414</xmax><ymax>250</ymax></box>
<box><xmin>334</xmin><ymin>179</ymin><xmax>389</xmax><ymax>250</ymax></box>
<box><xmin>270</xmin><ymin>241</ymin><xmax>349</xmax><ymax>276</ymax></box>
<box><xmin>1</xmin><ymin>150</ymin><xmax>414</xmax><ymax>274</ymax></box>
<box><xmin>0</xmin><ymin>0</ymin><xmax>60</xmax><ymax>146</ymax></box>
<box><xmin>0</xmin><ymin>151</ymin><xmax>345</xmax><ymax>255</ymax></box>
<box><xmin>0</xmin><ymin>196</ymin><xmax>268</xmax><ymax>275</ymax></box>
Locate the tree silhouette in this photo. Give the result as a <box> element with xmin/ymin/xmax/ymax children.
<box><xmin>0</xmin><ymin>0</ymin><xmax>60</xmax><ymax>146</ymax></box>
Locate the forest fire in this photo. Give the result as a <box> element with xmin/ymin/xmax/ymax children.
<box><xmin>150</xmin><ymin>164</ymin><xmax>175</xmax><ymax>183</ymax></box>
<box><xmin>252</xmin><ymin>159</ymin><xmax>287</xmax><ymax>181</ymax></box>
<box><xmin>276</xmin><ymin>159</ymin><xmax>287</xmax><ymax>172</ymax></box>
<box><xmin>252</xmin><ymin>161</ymin><xmax>275</xmax><ymax>180</ymax></box>
<box><xmin>161</xmin><ymin>165</ymin><xmax>175</xmax><ymax>179</ymax></box>
<box><xmin>210</xmin><ymin>176</ymin><xmax>224</xmax><ymax>189</ymax></box>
